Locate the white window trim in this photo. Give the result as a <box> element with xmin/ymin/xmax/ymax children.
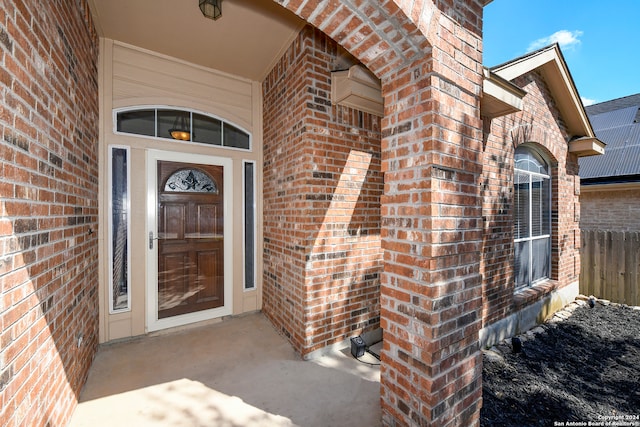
<box><xmin>108</xmin><ymin>145</ymin><xmax>132</xmax><ymax>314</ymax></box>
<box><xmin>514</xmin><ymin>234</ymin><xmax>551</xmax><ymax>244</ymax></box>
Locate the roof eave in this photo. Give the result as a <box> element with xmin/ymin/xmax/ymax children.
<box><xmin>569</xmin><ymin>136</ymin><xmax>606</xmax><ymax>157</ymax></box>
<box><xmin>481</xmin><ymin>68</ymin><xmax>527</xmax><ymax>119</ymax></box>
<box><xmin>581</xmin><ymin>178</ymin><xmax>640</xmax><ymax>191</ymax></box>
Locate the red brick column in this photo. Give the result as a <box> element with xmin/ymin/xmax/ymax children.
<box><xmin>379</xmin><ymin>54</ymin><xmax>484</xmax><ymax>427</ymax></box>
<box><xmin>271</xmin><ymin>1</ymin><xmax>486</xmax><ymax>424</ymax></box>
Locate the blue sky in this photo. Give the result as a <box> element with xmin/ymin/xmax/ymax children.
<box><xmin>483</xmin><ymin>0</ymin><xmax>640</xmax><ymax>106</ymax></box>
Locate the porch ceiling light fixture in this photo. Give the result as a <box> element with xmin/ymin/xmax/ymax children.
<box><xmin>199</xmin><ymin>0</ymin><xmax>222</xmax><ymax>20</ymax></box>
<box><xmin>169</xmin><ymin>114</ymin><xmax>191</xmax><ymax>141</ymax></box>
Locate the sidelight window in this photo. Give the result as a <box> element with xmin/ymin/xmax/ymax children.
<box><xmin>109</xmin><ymin>146</ymin><xmax>131</xmax><ymax>312</ymax></box>
<box><xmin>243</xmin><ymin>161</ymin><xmax>256</xmax><ymax>290</ymax></box>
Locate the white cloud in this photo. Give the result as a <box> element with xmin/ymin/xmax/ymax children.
<box><xmin>581</xmin><ymin>97</ymin><xmax>597</xmax><ymax>107</ymax></box>
<box><xmin>527</xmin><ymin>30</ymin><xmax>583</xmax><ymax>52</ymax></box>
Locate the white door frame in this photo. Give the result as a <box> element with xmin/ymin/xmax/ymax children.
<box><xmin>146</xmin><ymin>149</ymin><xmax>233</xmax><ymax>332</ymax></box>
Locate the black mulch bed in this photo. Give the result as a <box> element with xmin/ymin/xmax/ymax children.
<box><xmin>481</xmin><ymin>302</ymin><xmax>640</xmax><ymax>427</ymax></box>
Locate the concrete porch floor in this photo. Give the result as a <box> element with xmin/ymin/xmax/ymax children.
<box><xmin>69</xmin><ymin>313</ymin><xmax>381</xmax><ymax>427</ymax></box>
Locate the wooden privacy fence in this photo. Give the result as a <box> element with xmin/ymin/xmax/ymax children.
<box><xmin>580</xmin><ymin>230</ymin><xmax>640</xmax><ymax>306</ymax></box>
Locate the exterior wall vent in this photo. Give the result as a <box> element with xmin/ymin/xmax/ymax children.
<box><xmin>331</xmin><ymin>65</ymin><xmax>383</xmax><ymax>116</ymax></box>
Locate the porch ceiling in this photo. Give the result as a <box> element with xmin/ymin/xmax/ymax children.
<box><xmin>88</xmin><ymin>0</ymin><xmax>306</xmax><ymax>81</ymax></box>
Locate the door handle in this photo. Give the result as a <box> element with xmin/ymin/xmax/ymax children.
<box><xmin>149</xmin><ymin>232</ymin><xmax>159</xmax><ymax>250</ymax></box>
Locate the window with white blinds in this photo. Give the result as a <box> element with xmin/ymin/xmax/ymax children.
<box><xmin>514</xmin><ymin>146</ymin><xmax>551</xmax><ymax>289</ymax></box>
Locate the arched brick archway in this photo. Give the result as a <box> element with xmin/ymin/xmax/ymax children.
<box><xmin>270</xmin><ymin>1</ymin><xmax>486</xmax><ymax>425</ymax></box>
<box><xmin>273</xmin><ymin>0</ymin><xmax>432</xmax><ymax>78</ymax></box>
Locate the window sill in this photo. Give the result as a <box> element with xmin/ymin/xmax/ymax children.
<box><xmin>513</xmin><ymin>279</ymin><xmax>559</xmax><ymax>310</ymax></box>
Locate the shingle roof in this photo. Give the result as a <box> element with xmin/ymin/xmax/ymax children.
<box><xmin>579</xmin><ymin>93</ymin><xmax>640</xmax><ymax>181</ymax></box>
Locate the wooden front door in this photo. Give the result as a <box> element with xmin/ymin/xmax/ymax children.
<box><xmin>157</xmin><ymin>161</ymin><xmax>224</xmax><ymax>319</ymax></box>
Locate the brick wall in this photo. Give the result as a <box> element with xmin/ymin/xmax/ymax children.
<box><xmin>0</xmin><ymin>1</ymin><xmax>99</xmax><ymax>426</ymax></box>
<box><xmin>481</xmin><ymin>71</ymin><xmax>582</xmax><ymax>325</ymax></box>
<box><xmin>580</xmin><ymin>188</ymin><xmax>640</xmax><ymax>231</ymax></box>
<box><xmin>262</xmin><ymin>26</ymin><xmax>383</xmax><ymax>356</ymax></box>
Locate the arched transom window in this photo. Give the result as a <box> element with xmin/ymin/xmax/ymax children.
<box><xmin>514</xmin><ymin>145</ymin><xmax>551</xmax><ymax>289</ymax></box>
<box><xmin>115</xmin><ymin>107</ymin><xmax>250</xmax><ymax>150</ymax></box>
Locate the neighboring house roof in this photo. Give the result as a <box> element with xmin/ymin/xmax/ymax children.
<box><xmin>488</xmin><ymin>43</ymin><xmax>604</xmax><ymax>157</ymax></box>
<box><xmin>579</xmin><ymin>93</ymin><xmax>640</xmax><ymax>183</ymax></box>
